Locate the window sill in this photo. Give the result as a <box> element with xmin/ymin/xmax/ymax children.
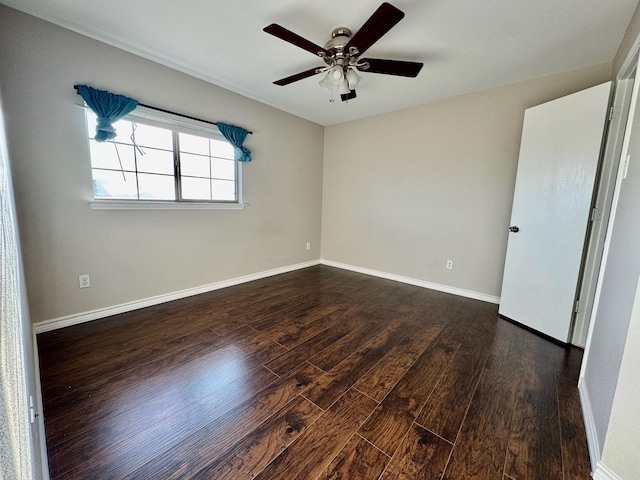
<box><xmin>89</xmin><ymin>200</ymin><xmax>247</xmax><ymax>211</ymax></box>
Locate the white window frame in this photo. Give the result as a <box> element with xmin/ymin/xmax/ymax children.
<box><xmin>84</xmin><ymin>105</ymin><xmax>246</xmax><ymax>210</ymax></box>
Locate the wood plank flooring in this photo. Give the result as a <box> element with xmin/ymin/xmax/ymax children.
<box><xmin>37</xmin><ymin>266</ymin><xmax>591</xmax><ymax>479</ymax></box>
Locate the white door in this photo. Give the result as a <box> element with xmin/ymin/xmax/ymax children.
<box><xmin>499</xmin><ymin>82</ymin><xmax>611</xmax><ymax>343</ymax></box>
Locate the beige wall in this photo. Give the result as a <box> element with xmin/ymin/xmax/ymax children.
<box><xmin>0</xmin><ymin>6</ymin><xmax>324</xmax><ymax>323</ymax></box>
<box><xmin>321</xmin><ymin>64</ymin><xmax>611</xmax><ymax>298</ymax></box>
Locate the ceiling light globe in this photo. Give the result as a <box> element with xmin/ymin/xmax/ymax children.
<box><xmin>329</xmin><ymin>66</ymin><xmax>344</xmax><ymax>85</ymax></box>
<box><xmin>337</xmin><ymin>79</ymin><xmax>351</xmax><ymax>95</ymax></box>
<box><xmin>319</xmin><ymin>72</ymin><xmax>332</xmax><ymax>91</ymax></box>
<box><xmin>345</xmin><ymin>68</ymin><xmax>361</xmax><ymax>90</ymax></box>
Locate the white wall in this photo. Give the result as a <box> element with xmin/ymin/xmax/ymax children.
<box><xmin>321</xmin><ymin>64</ymin><xmax>611</xmax><ymax>299</ymax></box>
<box><xmin>600</xmin><ymin>275</ymin><xmax>640</xmax><ymax>479</ymax></box>
<box><xmin>580</xmin><ymin>3</ymin><xmax>640</xmax><ymax>477</ymax></box>
<box><xmin>581</xmin><ymin>72</ymin><xmax>640</xmax><ymax>472</ymax></box>
<box><xmin>0</xmin><ymin>6</ymin><xmax>324</xmax><ymax>324</ymax></box>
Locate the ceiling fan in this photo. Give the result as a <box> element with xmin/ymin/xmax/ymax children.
<box><xmin>264</xmin><ymin>2</ymin><xmax>423</xmax><ymax>102</ymax></box>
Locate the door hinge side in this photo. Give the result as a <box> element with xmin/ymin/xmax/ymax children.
<box><xmin>609</xmin><ymin>105</ymin><xmax>615</xmax><ymax>121</ymax></box>
<box><xmin>574</xmin><ymin>300</ymin><xmax>581</xmax><ymax>314</ymax></box>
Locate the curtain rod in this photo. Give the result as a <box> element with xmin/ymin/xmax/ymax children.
<box><xmin>73</xmin><ymin>85</ymin><xmax>253</xmax><ymax>134</ymax></box>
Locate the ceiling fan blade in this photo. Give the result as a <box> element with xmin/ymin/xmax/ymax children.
<box><xmin>345</xmin><ymin>3</ymin><xmax>405</xmax><ymax>56</ymax></box>
<box><xmin>358</xmin><ymin>58</ymin><xmax>423</xmax><ymax>77</ymax></box>
<box><xmin>264</xmin><ymin>24</ymin><xmax>328</xmax><ymax>56</ymax></box>
<box><xmin>274</xmin><ymin>67</ymin><xmax>324</xmax><ymax>86</ymax></box>
<box><xmin>341</xmin><ymin>90</ymin><xmax>357</xmax><ymax>102</ymax></box>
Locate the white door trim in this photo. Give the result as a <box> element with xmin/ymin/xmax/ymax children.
<box><xmin>579</xmin><ymin>32</ymin><xmax>640</xmax><ymax>477</ymax></box>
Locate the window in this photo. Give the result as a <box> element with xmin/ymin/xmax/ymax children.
<box><xmin>85</xmin><ymin>108</ymin><xmax>240</xmax><ymax>205</ymax></box>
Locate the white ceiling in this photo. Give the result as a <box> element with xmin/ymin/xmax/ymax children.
<box><xmin>3</xmin><ymin>0</ymin><xmax>639</xmax><ymax>126</ymax></box>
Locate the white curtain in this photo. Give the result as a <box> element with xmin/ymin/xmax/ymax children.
<box><xmin>0</xmin><ymin>96</ymin><xmax>33</xmax><ymax>477</ymax></box>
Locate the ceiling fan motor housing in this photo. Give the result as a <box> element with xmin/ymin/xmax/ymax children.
<box><xmin>323</xmin><ymin>28</ymin><xmax>355</xmax><ymax>65</ymax></box>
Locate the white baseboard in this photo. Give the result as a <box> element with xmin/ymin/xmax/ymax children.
<box><xmin>31</xmin><ymin>329</ymin><xmax>50</xmax><ymax>480</ymax></box>
<box><xmin>593</xmin><ymin>463</ymin><xmax>622</xmax><ymax>480</ymax></box>
<box><xmin>34</xmin><ymin>259</ymin><xmax>500</xmax><ymax>334</ymax></box>
<box><xmin>320</xmin><ymin>259</ymin><xmax>500</xmax><ymax>304</ymax></box>
<box><xmin>580</xmin><ymin>377</ymin><xmax>622</xmax><ymax>480</ymax></box>
<box><xmin>33</xmin><ymin>260</ymin><xmax>321</xmax><ymax>333</ymax></box>
<box><xmin>578</xmin><ymin>376</ymin><xmax>601</xmax><ymax>474</ymax></box>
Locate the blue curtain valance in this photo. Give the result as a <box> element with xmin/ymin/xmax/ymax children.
<box><xmin>75</xmin><ymin>85</ymin><xmax>253</xmax><ymax>162</ymax></box>
<box><xmin>76</xmin><ymin>85</ymin><xmax>138</xmax><ymax>142</ymax></box>
<box><xmin>217</xmin><ymin>122</ymin><xmax>252</xmax><ymax>162</ymax></box>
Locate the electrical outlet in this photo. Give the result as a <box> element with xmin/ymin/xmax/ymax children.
<box><xmin>306</xmin><ymin>242</ymin><xmax>311</xmax><ymax>251</ymax></box>
<box><xmin>79</xmin><ymin>274</ymin><xmax>90</xmax><ymax>288</ymax></box>
<box><xmin>446</xmin><ymin>260</ymin><xmax>454</xmax><ymax>270</ymax></box>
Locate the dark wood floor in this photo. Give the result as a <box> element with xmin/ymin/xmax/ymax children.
<box><xmin>37</xmin><ymin>266</ymin><xmax>591</xmax><ymax>479</ymax></box>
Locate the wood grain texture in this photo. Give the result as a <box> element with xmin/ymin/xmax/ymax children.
<box><xmin>504</xmin><ymin>335</ymin><xmax>563</xmax><ymax>480</ymax></box>
<box><xmin>52</xmin><ymin>365</ymin><xmax>278</xmax><ymax>479</ymax></box>
<box><xmin>306</xmin><ymin>314</ymin><xmax>385</xmax><ymax>372</ymax></box>
<box><xmin>380</xmin><ymin>423</ymin><xmax>453</xmax><ymax>480</ymax></box>
<box><xmin>37</xmin><ymin>265</ymin><xmax>590</xmax><ymax>479</ymax></box>
<box><xmin>264</xmin><ymin>321</ymin><xmax>353</xmax><ymax>376</ymax></box>
<box><xmin>442</xmin><ymin>321</ymin><xmax>526</xmax><ymax>480</ymax></box>
<box><xmin>316</xmin><ymin>434</ymin><xmax>390</xmax><ymax>480</ymax></box>
<box><xmin>127</xmin><ymin>362</ymin><xmax>323</xmax><ymax>479</ymax></box>
<box><xmin>303</xmin><ymin>318</ymin><xmax>410</xmax><ymax>410</ymax></box>
<box><xmin>352</xmin><ymin>305</ymin><xmax>448</xmax><ymax>402</ymax></box>
<box><xmin>557</xmin><ymin>376</ymin><xmax>592</xmax><ymax>479</ymax></box>
<box><xmin>253</xmin><ymin>388</ymin><xmax>377</xmax><ymax>479</ymax></box>
<box><xmin>416</xmin><ymin>311</ymin><xmax>496</xmax><ymax>442</ymax></box>
<box><xmin>189</xmin><ymin>395</ymin><xmax>323</xmax><ymax>479</ymax></box>
<box><xmin>358</xmin><ymin>317</ymin><xmax>468</xmax><ymax>456</ymax></box>
<box><xmin>46</xmin><ymin>344</ymin><xmax>249</xmax><ymax>444</ymax></box>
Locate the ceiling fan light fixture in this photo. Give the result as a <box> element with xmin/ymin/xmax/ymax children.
<box><xmin>337</xmin><ymin>78</ymin><xmax>351</xmax><ymax>95</ymax></box>
<box><xmin>329</xmin><ymin>65</ymin><xmax>345</xmax><ymax>85</ymax></box>
<box><xmin>345</xmin><ymin>68</ymin><xmax>361</xmax><ymax>90</ymax></box>
<box><xmin>319</xmin><ymin>71</ymin><xmax>333</xmax><ymax>91</ymax></box>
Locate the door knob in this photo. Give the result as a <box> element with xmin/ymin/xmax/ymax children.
<box><xmin>509</xmin><ymin>226</ymin><xmax>520</xmax><ymax>233</ymax></box>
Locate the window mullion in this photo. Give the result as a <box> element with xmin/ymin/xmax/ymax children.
<box><xmin>209</xmin><ymin>139</ymin><xmax>213</xmax><ymax>201</ymax></box>
<box><xmin>173</xmin><ymin>130</ymin><xmax>182</xmax><ymax>201</ymax></box>
<box><xmin>132</xmin><ymin>123</ymin><xmax>141</xmax><ymax>200</ymax></box>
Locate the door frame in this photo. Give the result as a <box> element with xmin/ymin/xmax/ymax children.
<box><xmin>572</xmin><ymin>44</ymin><xmax>640</xmax><ymax>347</ymax></box>
<box><xmin>579</xmin><ymin>33</ymin><xmax>640</xmax><ymax>471</ymax></box>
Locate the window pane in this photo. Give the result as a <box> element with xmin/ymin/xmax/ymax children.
<box><xmin>181</xmin><ymin>176</ymin><xmax>211</xmax><ymax>200</ymax></box>
<box><xmin>210</xmin><ymin>138</ymin><xmax>234</xmax><ymax>158</ymax></box>
<box><xmin>179</xmin><ymin>132</ymin><xmax>209</xmax><ymax>155</ymax></box>
<box><xmin>211</xmin><ymin>158</ymin><xmax>235</xmax><ymax>180</ymax></box>
<box><xmin>89</xmin><ymin>140</ymin><xmax>136</xmax><ymax>171</ymax></box>
<box><xmin>92</xmin><ymin>169</ymin><xmax>137</xmax><ymax>199</ymax></box>
<box><xmin>211</xmin><ymin>179</ymin><xmax>236</xmax><ymax>201</ymax></box>
<box><xmin>133</xmin><ymin>123</ymin><xmax>173</xmax><ymax>150</ymax></box>
<box><xmin>137</xmin><ymin>173</ymin><xmax>175</xmax><ymax>200</ymax></box>
<box><xmin>180</xmin><ymin>153</ymin><xmax>210</xmax><ymax>177</ymax></box>
<box><xmin>112</xmin><ymin>118</ymin><xmax>134</xmax><ymax>144</ymax></box>
<box><xmin>136</xmin><ymin>149</ymin><xmax>174</xmax><ymax>175</ymax></box>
